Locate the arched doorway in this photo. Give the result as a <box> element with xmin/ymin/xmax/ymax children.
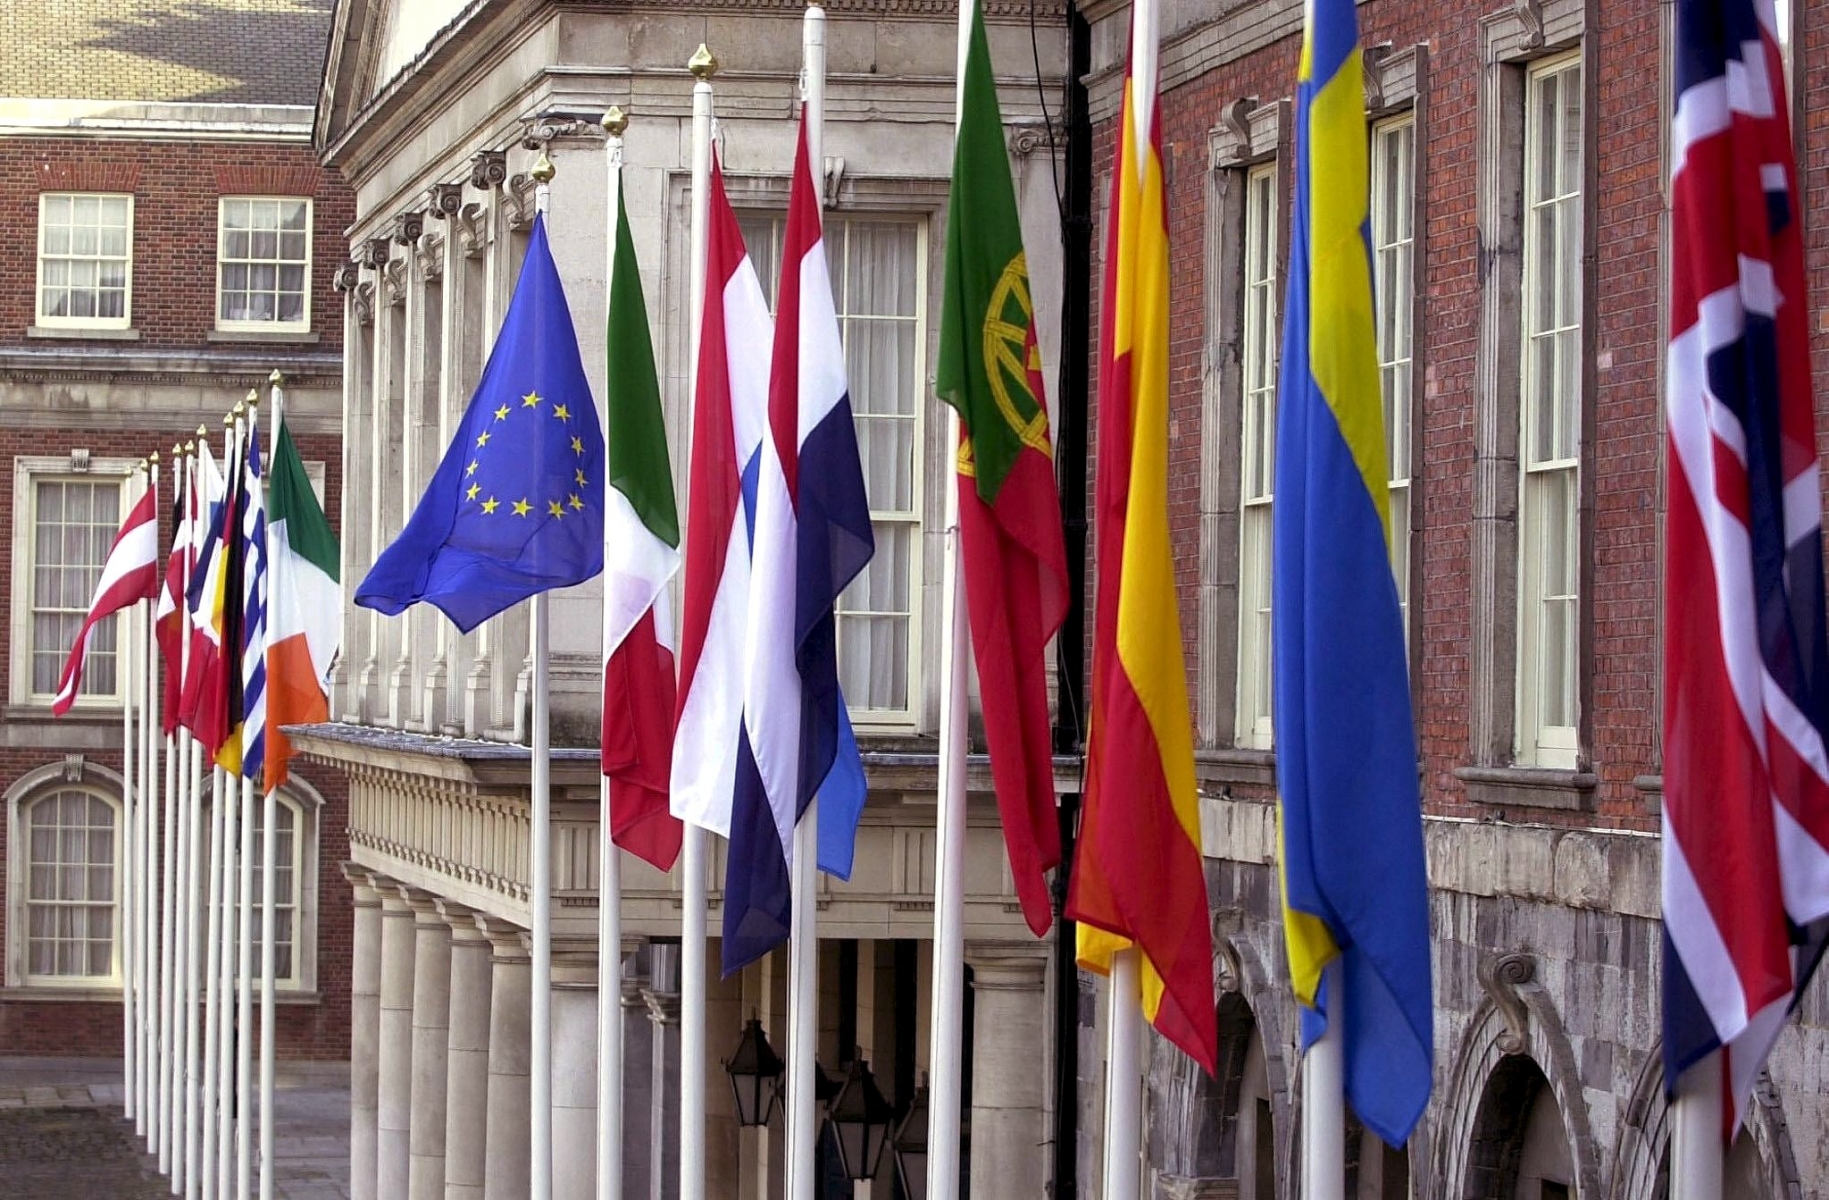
<box><xmin>1463</xmin><ymin>1055</ymin><xmax>1574</xmax><ymax>1200</ymax></box>
<box><xmin>1148</xmin><ymin>990</ymin><xmax>1278</xmax><ymax>1198</ymax></box>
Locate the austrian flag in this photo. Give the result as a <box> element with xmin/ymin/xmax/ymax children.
<box><xmin>53</xmin><ymin>480</ymin><xmax>160</xmax><ymax>715</ymax></box>
<box><xmin>1663</xmin><ymin>0</ymin><xmax>1829</xmax><ymax>1130</ymax></box>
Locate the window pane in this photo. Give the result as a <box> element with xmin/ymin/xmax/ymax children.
<box><xmin>23</xmin><ymin>789</ymin><xmax>118</xmax><ymax>981</ymax></box>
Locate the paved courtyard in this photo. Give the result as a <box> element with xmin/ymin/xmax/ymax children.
<box><xmin>0</xmin><ymin>1057</ymin><xmax>350</xmax><ymax>1199</ymax></box>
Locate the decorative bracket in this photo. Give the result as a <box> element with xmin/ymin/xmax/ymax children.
<box><xmin>502</xmin><ymin>172</ymin><xmax>536</xmax><ymax>231</ymax></box>
<box><xmin>456</xmin><ymin>202</ymin><xmax>489</xmax><ymax>258</ymax></box>
<box><xmin>382</xmin><ymin>257</ymin><xmax>407</xmax><ymax>307</ymax></box>
<box><xmin>361</xmin><ymin>237</ymin><xmax>391</xmax><ymax>271</ymax></box>
<box><xmin>822</xmin><ymin>156</ymin><xmax>845</xmax><ymax>209</ymax></box>
<box><xmin>1514</xmin><ymin>0</ymin><xmax>1546</xmax><ymax>51</ymax></box>
<box><xmin>1363</xmin><ymin>43</ymin><xmax>1392</xmax><ymax>111</ymax></box>
<box><xmin>353</xmin><ymin>281</ymin><xmax>375</xmax><ymax>326</ymax></box>
<box><xmin>520</xmin><ymin>114</ymin><xmax>602</xmax><ymax>149</ymax></box>
<box><xmin>61</xmin><ymin>754</ymin><xmax>85</xmax><ymax>782</ymax></box>
<box><xmin>416</xmin><ymin>230</ymin><xmax>446</xmax><ymax>282</ymax></box>
<box><xmin>68</xmin><ymin>448</ymin><xmax>90</xmax><ymax>474</ymax></box>
<box><xmin>469</xmin><ymin>149</ymin><xmax>508</xmax><ymax>192</ymax></box>
<box><xmin>332</xmin><ymin>262</ymin><xmax>359</xmax><ymax>293</ymax></box>
<box><xmin>1478</xmin><ymin>951</ymin><xmax>1536</xmax><ymax>1056</ymax></box>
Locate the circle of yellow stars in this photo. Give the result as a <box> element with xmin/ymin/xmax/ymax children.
<box><xmin>465</xmin><ymin>389</ymin><xmax>588</xmax><ymax>519</ymax></box>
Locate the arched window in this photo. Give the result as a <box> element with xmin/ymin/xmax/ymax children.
<box><xmin>18</xmin><ymin>787</ymin><xmax>119</xmax><ymax>985</ymax></box>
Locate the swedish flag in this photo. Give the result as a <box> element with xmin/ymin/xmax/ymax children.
<box><xmin>1271</xmin><ymin>0</ymin><xmax>1433</xmax><ymax>1145</ymax></box>
<box><xmin>358</xmin><ymin>214</ymin><xmax>605</xmax><ymax>631</ymax></box>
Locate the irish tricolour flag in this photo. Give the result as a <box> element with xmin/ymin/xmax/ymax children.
<box><xmin>263</xmin><ymin>417</ymin><xmax>340</xmax><ymax>791</ymax></box>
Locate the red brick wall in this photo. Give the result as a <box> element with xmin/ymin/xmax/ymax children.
<box><xmin>1091</xmin><ymin>0</ymin><xmax>1829</xmax><ymax>836</ymax></box>
<box><xmin>0</xmin><ymin>416</ymin><xmax>350</xmax><ymax>1057</ymax></box>
<box><xmin>0</xmin><ymin>138</ymin><xmax>354</xmax><ymax>349</ymax></box>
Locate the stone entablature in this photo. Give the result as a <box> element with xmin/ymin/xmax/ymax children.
<box><xmin>293</xmin><ymin>722</ymin><xmax>1050</xmax><ymax>944</ymax></box>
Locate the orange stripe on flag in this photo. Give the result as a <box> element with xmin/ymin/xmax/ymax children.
<box><xmin>263</xmin><ymin>632</ymin><xmax>327</xmax><ymax>792</ymax></box>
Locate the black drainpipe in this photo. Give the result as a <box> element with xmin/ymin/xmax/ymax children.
<box><xmin>1050</xmin><ymin>0</ymin><xmax>1092</xmax><ymax>1195</ymax></box>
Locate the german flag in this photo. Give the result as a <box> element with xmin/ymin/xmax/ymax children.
<box><xmin>1065</xmin><ymin>10</ymin><xmax>1217</xmax><ymax>1074</ymax></box>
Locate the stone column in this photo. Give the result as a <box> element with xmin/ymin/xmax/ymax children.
<box><xmin>481</xmin><ymin>919</ymin><xmax>532</xmax><ymax>1200</ymax></box>
<box><xmin>377</xmin><ymin>885</ymin><xmax>418</xmax><ymax>1198</ymax></box>
<box><xmin>644</xmin><ymin>942</ymin><xmax>682</xmax><ymax>1200</ymax></box>
<box><xmin>406</xmin><ymin>890</ymin><xmax>453</xmax><ymax>1200</ymax></box>
<box><xmin>621</xmin><ymin>942</ymin><xmax>654</xmax><ymax>1200</ymax></box>
<box><xmin>551</xmin><ymin>942</ymin><xmax>600</xmax><ymax>1200</ymax></box>
<box><xmin>965</xmin><ymin>942</ymin><xmax>1051</xmax><ymax>1199</ymax></box>
<box><xmin>347</xmin><ymin>868</ymin><xmax>387</xmax><ymax>1200</ymax></box>
<box><xmin>441</xmin><ymin>901</ymin><xmax>490</xmax><ymax>1200</ymax></box>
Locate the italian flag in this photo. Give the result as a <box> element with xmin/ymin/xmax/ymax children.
<box><xmin>602</xmin><ymin>165</ymin><xmax>684</xmax><ymax>872</ymax></box>
<box><xmin>263</xmin><ymin>418</ymin><xmax>340</xmax><ymax>792</ymax></box>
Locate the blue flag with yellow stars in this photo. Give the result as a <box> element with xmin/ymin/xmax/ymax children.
<box><xmin>356</xmin><ymin>214</ymin><xmax>605</xmax><ymax>633</ymax></box>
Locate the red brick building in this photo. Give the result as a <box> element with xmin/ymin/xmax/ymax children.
<box><xmin>1108</xmin><ymin>0</ymin><xmax>1828</xmax><ymax>1195</ymax></box>
<box><xmin>0</xmin><ymin>2</ymin><xmax>353</xmax><ymax>1062</ymax></box>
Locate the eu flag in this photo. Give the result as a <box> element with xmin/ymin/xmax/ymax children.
<box><xmin>357</xmin><ymin>214</ymin><xmax>605</xmax><ymax>632</ymax></box>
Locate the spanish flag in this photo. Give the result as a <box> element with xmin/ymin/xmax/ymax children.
<box><xmin>1066</xmin><ymin>7</ymin><xmax>1217</xmax><ymax>1074</ymax></box>
<box><xmin>1272</xmin><ymin>0</ymin><xmax>1432</xmax><ymax>1144</ymax></box>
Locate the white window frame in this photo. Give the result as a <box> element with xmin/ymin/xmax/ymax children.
<box><xmin>215</xmin><ymin>196</ymin><xmax>314</xmax><ymax>332</ymax></box>
<box><xmin>1516</xmin><ymin>52</ymin><xmax>1584</xmax><ymax>768</ymax></box>
<box><xmin>8</xmin><ymin>784</ymin><xmax>122</xmax><ymax>989</ymax></box>
<box><xmin>1371</xmin><ymin>115</ymin><xmax>1416</xmax><ymax>644</ymax></box>
<box><xmin>736</xmin><ymin>210</ymin><xmax>929</xmax><ymax>731</ymax></box>
<box><xmin>242</xmin><ymin>789</ymin><xmax>319</xmax><ymax>992</ymax></box>
<box><xmin>9</xmin><ymin>458</ymin><xmax>138</xmax><ymax>709</ymax></box>
<box><xmin>36</xmin><ymin>192</ymin><xmax>134</xmax><ymax>330</ymax></box>
<box><xmin>1235</xmin><ymin>162</ymin><xmax>1280</xmax><ymax>751</ymax></box>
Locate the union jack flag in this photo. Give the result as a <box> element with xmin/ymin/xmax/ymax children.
<box><xmin>1665</xmin><ymin>0</ymin><xmax>1829</xmax><ymax>1131</ymax></box>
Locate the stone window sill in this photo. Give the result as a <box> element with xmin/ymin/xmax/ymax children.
<box><xmin>1455</xmin><ymin>764</ymin><xmax>1598</xmax><ymax>812</ymax></box>
<box><xmin>2</xmin><ymin>704</ymin><xmax>118</xmax><ymax>723</ymax></box>
<box><xmin>206</xmin><ymin>328</ymin><xmax>320</xmax><ymax>344</ymax></box>
<box><xmin>27</xmin><ymin>325</ymin><xmax>141</xmax><ymax>340</ymax></box>
<box><xmin>0</xmin><ymin>985</ymin><xmax>121</xmax><ymax>1002</ymax></box>
<box><xmin>1196</xmin><ymin>748</ymin><xmax>1277</xmax><ymax>789</ymax></box>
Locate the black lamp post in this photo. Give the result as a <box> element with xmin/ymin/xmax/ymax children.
<box><xmin>892</xmin><ymin>1074</ymin><xmax>930</xmax><ymax>1199</ymax></box>
<box><xmin>826</xmin><ymin>1050</ymin><xmax>897</xmax><ymax>1181</ymax></box>
<box><xmin>723</xmin><ymin>1017</ymin><xmax>784</xmax><ymax>1128</ymax></box>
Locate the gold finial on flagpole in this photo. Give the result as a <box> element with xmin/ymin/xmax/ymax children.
<box><xmin>185</xmin><ymin>440</ymin><xmax>196</xmax><ymax>455</ymax></box>
<box><xmin>268</xmin><ymin>368</ymin><xmax>285</xmax><ymax>387</ymax></box>
<box><xmin>689</xmin><ymin>44</ymin><xmax>719</xmax><ymax>79</ymax></box>
<box><xmin>245</xmin><ymin>387</ymin><xmax>259</xmax><ymax>411</ymax></box>
<box><xmin>229</xmin><ymin>404</ymin><xmax>244</xmax><ymax>422</ymax></box>
<box><xmin>602</xmin><ymin>105</ymin><xmax>628</xmax><ymax>137</ymax></box>
<box><xmin>531</xmin><ymin>149</ymin><xmax>555</xmax><ymax>183</ymax></box>
<box><xmin>198</xmin><ymin>424</ymin><xmax>209</xmax><ymax>439</ymax></box>
<box><xmin>149</xmin><ymin>450</ymin><xmax>160</xmax><ymax>465</ymax></box>
<box><xmin>172</xmin><ymin>443</ymin><xmax>183</xmax><ymax>459</ymax></box>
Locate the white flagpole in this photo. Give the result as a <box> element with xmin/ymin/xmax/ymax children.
<box><xmin>1671</xmin><ymin>1052</ymin><xmax>1725</xmax><ymax>1200</ymax></box>
<box><xmin>206</xmin><ymin>756</ymin><xmax>230</xmax><ymax>1200</ymax></box>
<box><xmin>182</xmin><ymin>439</ymin><xmax>203</xmax><ymax>1199</ymax></box>
<box><xmin>1300</xmin><ymin>964</ymin><xmax>1344</xmax><ymax>1200</ymax></box>
<box><xmin>596</xmin><ymin>107</ymin><xmax>625</xmax><ymax>1200</ymax></box>
<box><xmin>158</xmin><ymin>456</ymin><xmax>179</xmax><ymax>1184</ymax></box>
<box><xmin>123</xmin><ymin>461</ymin><xmax>141</xmax><ymax>1129</ymax></box>
<box><xmin>1101</xmin><ymin>949</ymin><xmax>1143</xmax><ymax>1200</ymax></box>
<box><xmin>786</xmin><ymin>14</ymin><xmax>825</xmax><ymax>1200</ymax></box>
<box><xmin>257</xmin><ymin>380</ymin><xmax>280</xmax><ymax>1200</ymax></box>
<box><xmin>530</xmin><ymin>152</ymin><xmax>557</xmax><ymax>1200</ymax></box>
<box><xmin>166</xmin><ymin>444</ymin><xmax>188</xmax><ymax>1197</ymax></box>
<box><xmin>236</xmin><ymin>395</ymin><xmax>258</xmax><ymax>1200</ymax></box>
<box><xmin>186</xmin><ymin>732</ymin><xmax>206</xmax><ymax>1200</ymax></box>
<box><xmin>146</xmin><ymin>453</ymin><xmax>164</xmax><ymax>1158</ymax></box>
<box><xmin>925</xmin><ymin>10</ymin><xmax>975</xmax><ymax>1198</ymax></box>
<box><xmin>216</xmin><ymin>408</ymin><xmax>241</xmax><ymax>1200</ymax></box>
<box><xmin>678</xmin><ymin>47</ymin><xmax>717</xmax><ymax>1200</ymax></box>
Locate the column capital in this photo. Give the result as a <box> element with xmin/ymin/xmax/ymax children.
<box><xmin>642</xmin><ymin>988</ymin><xmax>681</xmax><ymax>1026</ymax></box>
<box><xmin>474</xmin><ymin>914</ymin><xmax>530</xmax><ymax>962</ymax></box>
<box><xmin>345</xmin><ymin>860</ymin><xmax>384</xmax><ymax>904</ymax></box>
<box><xmin>964</xmin><ymin>941</ymin><xmax>1050</xmax><ymax>992</ymax></box>
<box><xmin>399</xmin><ymin>884</ymin><xmax>444</xmax><ymax>920</ymax></box>
<box><xmin>553</xmin><ymin>937</ymin><xmax>599</xmax><ymax>990</ymax></box>
<box><xmin>437</xmin><ymin>898</ymin><xmax>489</xmax><ymax>942</ymax></box>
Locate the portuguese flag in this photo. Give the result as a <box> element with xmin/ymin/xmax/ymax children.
<box><xmin>263</xmin><ymin>416</ymin><xmax>340</xmax><ymax>791</ymax></box>
<box><xmin>601</xmin><ymin>161</ymin><xmax>684</xmax><ymax>872</ymax></box>
<box><xmin>936</xmin><ymin>0</ymin><xmax>1071</xmax><ymax>938</ymax></box>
